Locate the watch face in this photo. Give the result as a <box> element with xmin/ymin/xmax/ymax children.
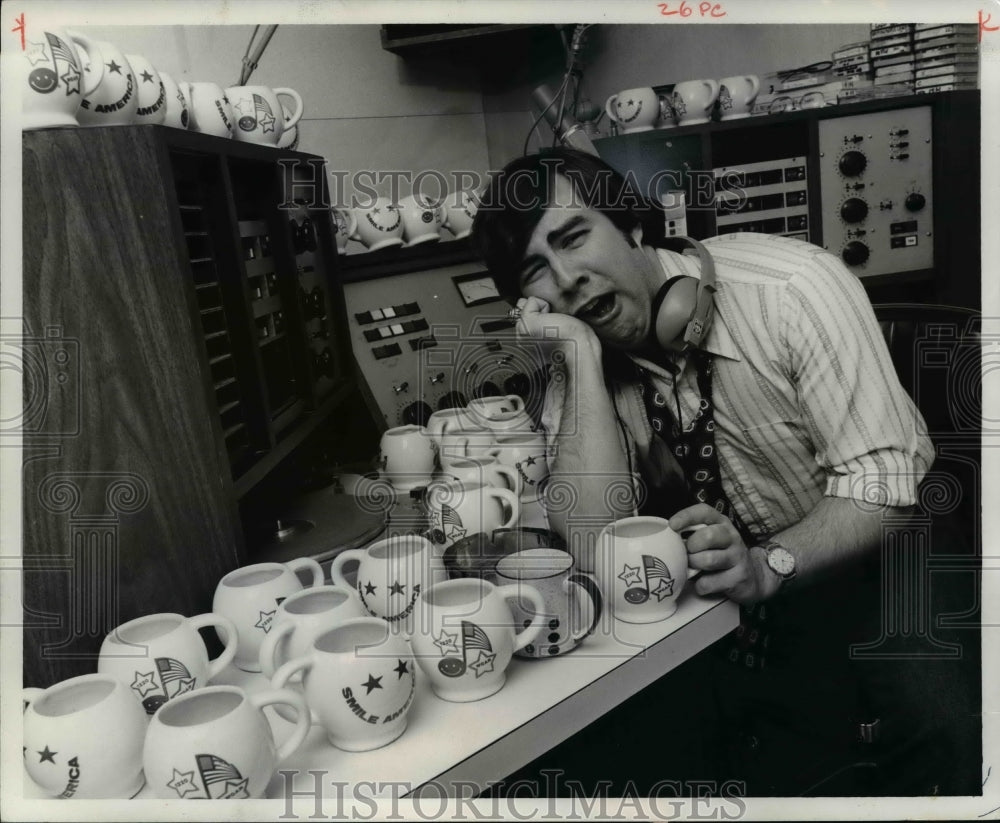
<box><xmin>768</xmin><ymin>547</ymin><xmax>796</xmax><ymax>577</ymax></box>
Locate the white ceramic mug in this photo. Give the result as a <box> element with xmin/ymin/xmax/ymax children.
<box><xmin>467</xmin><ymin>395</ymin><xmax>525</xmax><ymax>426</ymax></box>
<box><xmin>492</xmin><ymin>431</ymin><xmax>550</xmax><ymax>503</ymax></box>
<box><xmin>332</xmin><ymin>207</ymin><xmax>357</xmax><ymax>254</ymax></box>
<box><xmin>351</xmin><ymin>197</ymin><xmax>404</xmax><ymax>251</ymax></box>
<box><xmin>126</xmin><ymin>53</ymin><xmax>165</xmax><ymax>125</ymax></box>
<box><xmin>424</xmin><ymin>478</ymin><xmax>519</xmax><ymax>551</ymax></box>
<box><xmin>72</xmin><ymin>34</ymin><xmax>138</xmax><ymax>126</ymax></box>
<box><xmin>438</xmin><ymin>427</ymin><xmax>500</xmax><ymax>470</ymax></box>
<box><xmin>142</xmin><ymin>685</ymin><xmax>309</xmax><ymax>799</ymax></box>
<box><xmin>411</xmin><ymin>578</ymin><xmax>546</xmax><ymax>701</ymax></box>
<box><xmin>98</xmin><ymin>612</ymin><xmax>238</xmax><ymax>715</ymax></box>
<box><xmin>258</xmin><ymin>585</ymin><xmax>367</xmax><ymax>678</ymax></box>
<box><xmin>605</xmin><ymin>87</ymin><xmax>669</xmax><ymax>133</ymax></box>
<box><xmin>212</xmin><ymin>558</ymin><xmax>324</xmax><ymax>671</ymax></box>
<box><xmin>225</xmin><ymin>84</ymin><xmax>303</xmax><ymax>145</ymax></box>
<box><xmin>379</xmin><ymin>424</ymin><xmax>436</xmax><ymax>490</ymax></box>
<box><xmin>180</xmin><ymin>81</ymin><xmax>234</xmax><ymax>138</ymax></box>
<box><xmin>23</xmin><ymin>673</ymin><xmax>148</xmax><ymax>798</ymax></box>
<box><xmin>271</xmin><ymin>617</ymin><xmax>416</xmax><ymax>751</ymax></box>
<box><xmin>399</xmin><ymin>193</ymin><xmax>446</xmax><ymax>246</ymax></box>
<box><xmin>595</xmin><ymin>516</ymin><xmax>690</xmax><ymax>623</ymax></box>
<box><xmin>670</xmin><ymin>79</ymin><xmax>721</xmax><ymax>126</ymax></box>
<box><xmin>478</xmin><ymin>407</ymin><xmax>537</xmax><ymax>436</ymax></box>
<box><xmin>444</xmin><ymin>189</ymin><xmax>480</xmax><ymax>239</ymax></box>
<box><xmin>718</xmin><ymin>74</ymin><xmax>760</xmax><ymax>120</ymax></box>
<box><xmin>18</xmin><ymin>27</ymin><xmax>102</xmax><ymax>129</ymax></box>
<box><xmin>426</xmin><ymin>408</ymin><xmax>479</xmax><ymax>453</ymax></box>
<box><xmin>441</xmin><ymin>455</ymin><xmax>521</xmax><ymax>499</ymax></box>
<box><xmin>329</xmin><ymin>534</ymin><xmax>445</xmax><ymax>634</ymax></box>
<box><xmin>158</xmin><ymin>71</ymin><xmax>189</xmax><ymax>129</ymax></box>
<box><xmin>495</xmin><ymin>547</ymin><xmax>603</xmax><ymax>659</ymax></box>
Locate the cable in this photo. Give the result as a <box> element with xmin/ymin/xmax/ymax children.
<box><xmin>238</xmin><ymin>24</ymin><xmax>279</xmax><ymax>85</ymax></box>
<box><xmin>523</xmin><ymin>71</ymin><xmax>571</xmax><ymax>156</ymax></box>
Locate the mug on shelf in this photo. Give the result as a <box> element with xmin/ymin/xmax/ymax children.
<box><xmin>351</xmin><ymin>196</ymin><xmax>404</xmax><ymax>251</ymax></box>
<box><xmin>270</xmin><ymin>617</ymin><xmax>416</xmax><ymax>751</ymax></box>
<box><xmin>23</xmin><ymin>673</ymin><xmax>148</xmax><ymax>798</ymax></box>
<box><xmin>212</xmin><ymin>557</ymin><xmax>324</xmax><ymax>671</ymax></box>
<box><xmin>142</xmin><ymin>685</ymin><xmax>309</xmax><ymax>799</ymax></box>
<box><xmin>225</xmin><ymin>84</ymin><xmax>303</xmax><ymax>145</ymax></box>
<box><xmin>158</xmin><ymin>71</ymin><xmax>189</xmax><ymax>129</ymax></box>
<box><xmin>670</xmin><ymin>78</ymin><xmax>721</xmax><ymax>126</ymax></box>
<box><xmin>71</xmin><ymin>34</ymin><xmax>138</xmax><ymax>126</ymax></box>
<box><xmin>717</xmin><ymin>74</ymin><xmax>761</xmax><ymax>120</ymax></box>
<box><xmin>180</xmin><ymin>81</ymin><xmax>234</xmax><ymax>138</ymax></box>
<box><xmin>18</xmin><ymin>27</ymin><xmax>103</xmax><ymax>129</ymax></box>
<box><xmin>399</xmin><ymin>193</ymin><xmax>446</xmax><ymax>246</ymax></box>
<box><xmin>98</xmin><ymin>611</ymin><xmax>238</xmax><ymax>715</ymax></box>
<box><xmin>605</xmin><ymin>87</ymin><xmax>670</xmax><ymax>133</ymax></box>
<box><xmin>332</xmin><ymin>207</ymin><xmax>357</xmax><ymax>254</ymax></box>
<box><xmin>444</xmin><ymin>189</ymin><xmax>481</xmax><ymax>239</ymax></box>
<box><xmin>126</xmin><ymin>53</ymin><xmax>166</xmax><ymax>125</ymax></box>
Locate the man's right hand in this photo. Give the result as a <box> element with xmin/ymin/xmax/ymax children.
<box><xmin>513</xmin><ymin>296</ymin><xmax>603</xmax><ymax>362</ymax></box>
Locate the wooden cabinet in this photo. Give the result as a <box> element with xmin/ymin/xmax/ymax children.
<box><xmin>20</xmin><ymin>126</ymin><xmax>356</xmax><ymax>687</ymax></box>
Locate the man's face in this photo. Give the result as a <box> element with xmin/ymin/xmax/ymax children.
<box><xmin>518</xmin><ymin>174</ymin><xmax>659</xmax><ymax>350</ymax></box>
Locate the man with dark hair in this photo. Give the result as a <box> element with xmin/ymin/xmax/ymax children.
<box><xmin>472</xmin><ymin>148</ymin><xmax>938</xmax><ymax>794</ymax></box>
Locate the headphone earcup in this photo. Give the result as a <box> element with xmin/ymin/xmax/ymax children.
<box><xmin>654</xmin><ymin>276</ymin><xmax>701</xmax><ymax>350</ymax></box>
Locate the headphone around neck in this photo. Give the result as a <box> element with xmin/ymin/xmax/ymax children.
<box><xmin>648</xmin><ymin>236</ymin><xmax>717</xmax><ymax>351</ymax></box>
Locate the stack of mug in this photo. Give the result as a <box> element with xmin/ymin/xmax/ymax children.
<box><xmin>334</xmin><ymin>186</ymin><xmax>483</xmax><ymax>254</ymax></box>
<box><xmin>18</xmin><ymin>24</ymin><xmax>305</xmax><ymax>147</ymax></box>
<box><xmin>604</xmin><ymin>74</ymin><xmax>760</xmax><ymax>132</ymax></box>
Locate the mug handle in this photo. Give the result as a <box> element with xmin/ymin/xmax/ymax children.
<box><xmin>488</xmin><ymin>487</ymin><xmax>519</xmax><ymax>530</ymax></box>
<box><xmin>187</xmin><ymin>612</ymin><xmax>238</xmax><ymax>680</ymax></box>
<box><xmin>502</xmin><ymin>395</ymin><xmax>525</xmax><ymax>414</ymax></box>
<box><xmin>745</xmin><ymin>75</ymin><xmax>761</xmax><ymax>105</ymax></box>
<box><xmin>568</xmin><ymin>573</ymin><xmax>604</xmax><ymax>641</ymax></box>
<box><xmin>349</xmin><ymin>209</ymin><xmax>363</xmax><ymax>241</ymax></box>
<box><xmin>656</xmin><ymin>93</ymin><xmax>674</xmax><ymax>124</ymax></box>
<box><xmin>496</xmin><ymin>583</ymin><xmax>547</xmax><ymax>652</ymax></box>
<box><xmin>251</xmin><ymin>686</ymin><xmax>312</xmax><ymax>761</ymax></box>
<box><xmin>258</xmin><ymin>620</ymin><xmax>295</xmax><ymax>679</ymax></box>
<box><xmin>23</xmin><ymin>687</ymin><xmax>45</xmax><ymax>710</ymax></box>
<box><xmin>288</xmin><ymin>556</ymin><xmax>324</xmax><ymax>587</ymax></box>
<box><xmin>66</xmin><ymin>32</ymin><xmax>105</xmax><ymax>96</ymax></box>
<box><xmin>329</xmin><ymin>548</ymin><xmax>366</xmax><ymax>590</ymax></box>
<box><xmin>491</xmin><ymin>463</ymin><xmax>522</xmax><ymax>499</ymax></box>
<box><xmin>337</xmin><ymin>208</ymin><xmax>357</xmax><ymax>239</ymax></box>
<box><xmin>274</xmin><ymin>87</ymin><xmax>304</xmax><ymax>129</ymax></box>
<box><xmin>704</xmin><ymin>79</ymin><xmax>721</xmax><ymax>110</ymax></box>
<box><xmin>605</xmin><ymin>94</ymin><xmax>620</xmax><ymax>123</ymax></box>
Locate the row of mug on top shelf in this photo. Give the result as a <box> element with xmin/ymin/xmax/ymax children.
<box><xmin>18</xmin><ymin>25</ymin><xmax>303</xmax><ymax>148</ymax></box>
<box><xmin>606</xmin><ymin>74</ymin><xmax>762</xmax><ymax>133</ymax></box>
<box><xmin>24</xmin><ymin>513</ymin><xmax>696</xmax><ymax>799</ymax></box>
<box><xmin>332</xmin><ymin>187</ymin><xmax>482</xmax><ymax>253</ymax></box>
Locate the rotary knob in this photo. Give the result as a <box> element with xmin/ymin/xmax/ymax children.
<box><xmin>504</xmin><ymin>372</ymin><xmax>531</xmax><ymax>399</ymax></box>
<box><xmin>904</xmin><ymin>192</ymin><xmax>927</xmax><ymax>212</ymax></box>
<box><xmin>401</xmin><ymin>401</ymin><xmax>433</xmax><ymax>427</ymax></box>
<box><xmin>838</xmin><ymin>150</ymin><xmax>867</xmax><ymax>177</ymax></box>
<box><xmin>437</xmin><ymin>391</ymin><xmax>467</xmax><ymax>410</ymax></box>
<box><xmin>841</xmin><ymin>241</ymin><xmax>870</xmax><ymax>267</ymax></box>
<box><xmin>840</xmin><ymin>197</ymin><xmax>869</xmax><ymax>224</ymax></box>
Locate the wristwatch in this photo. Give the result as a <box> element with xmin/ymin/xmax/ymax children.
<box><xmin>758</xmin><ymin>538</ymin><xmax>796</xmax><ymax>590</ymax></box>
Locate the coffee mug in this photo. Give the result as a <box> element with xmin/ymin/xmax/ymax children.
<box><xmin>424</xmin><ymin>478</ymin><xmax>519</xmax><ymax>551</ymax></box>
<box><xmin>158</xmin><ymin>71</ymin><xmax>189</xmax><ymax>129</ymax></box>
<box><xmin>142</xmin><ymin>684</ymin><xmax>309</xmax><ymax>799</ymax></box>
<box><xmin>671</xmin><ymin>79</ymin><xmax>721</xmax><ymax>126</ymax></box>
<box><xmin>212</xmin><ymin>557</ymin><xmax>324</xmax><ymax>671</ymax></box>
<box><xmin>440</xmin><ymin>455</ymin><xmax>521</xmax><ymax>499</ymax></box>
<box><xmin>258</xmin><ymin>585</ymin><xmax>367</xmax><ymax>678</ymax></box>
<box><xmin>98</xmin><ymin>612</ymin><xmax>238</xmax><ymax>714</ymax></box>
<box><xmin>18</xmin><ymin>27</ymin><xmax>102</xmax><ymax>129</ymax></box>
<box><xmin>351</xmin><ymin>197</ymin><xmax>404</xmax><ymax>251</ymax></box>
<box><xmin>717</xmin><ymin>74</ymin><xmax>760</xmax><ymax>120</ymax></box>
<box><xmin>379</xmin><ymin>424</ymin><xmax>436</xmax><ymax>490</ymax></box>
<box><xmin>444</xmin><ymin>189</ymin><xmax>480</xmax><ymax>239</ymax></box>
<box><xmin>467</xmin><ymin>395</ymin><xmax>525</xmax><ymax>427</ymax></box>
<box><xmin>225</xmin><ymin>84</ymin><xmax>303</xmax><ymax>145</ymax></box>
<box><xmin>399</xmin><ymin>193</ymin><xmax>445</xmax><ymax>246</ymax></box>
<box><xmin>595</xmin><ymin>516</ymin><xmax>690</xmax><ymax>623</ymax></box>
<box><xmin>477</xmin><ymin>407</ymin><xmax>537</xmax><ymax>436</ymax></box>
<box><xmin>271</xmin><ymin>617</ymin><xmax>416</xmax><ymax>751</ymax></box>
<box><xmin>329</xmin><ymin>534</ymin><xmax>445</xmax><ymax>634</ymax></box>
<box><xmin>24</xmin><ymin>673</ymin><xmax>148</xmax><ymax>798</ymax></box>
<box><xmin>332</xmin><ymin>207</ymin><xmax>357</xmax><ymax>254</ymax></box>
<box><xmin>72</xmin><ymin>35</ymin><xmax>138</xmax><ymax>126</ymax></box>
<box><xmin>605</xmin><ymin>87</ymin><xmax>669</xmax><ymax>133</ymax></box>
<box><xmin>426</xmin><ymin>408</ymin><xmax>480</xmax><ymax>454</ymax></box>
<box><xmin>438</xmin><ymin>427</ymin><xmax>499</xmax><ymax>471</ymax></box>
<box><xmin>180</xmin><ymin>81</ymin><xmax>234</xmax><ymax>138</ymax></box>
<box><xmin>494</xmin><ymin>548</ymin><xmax>602</xmax><ymax>659</ymax></box>
<box><xmin>491</xmin><ymin>431</ymin><xmax>550</xmax><ymax>503</ymax></box>
<box><xmin>411</xmin><ymin>578</ymin><xmax>546</xmax><ymax>701</ymax></box>
<box><xmin>126</xmin><ymin>53</ymin><xmax>165</xmax><ymax>125</ymax></box>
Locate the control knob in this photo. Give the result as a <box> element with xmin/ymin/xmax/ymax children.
<box><xmin>904</xmin><ymin>192</ymin><xmax>927</xmax><ymax>212</ymax></box>
<box><xmin>841</xmin><ymin>241</ymin><xmax>870</xmax><ymax>267</ymax></box>
<box><xmin>838</xmin><ymin>150</ymin><xmax>867</xmax><ymax>177</ymax></box>
<box><xmin>504</xmin><ymin>372</ymin><xmax>531</xmax><ymax>399</ymax></box>
<box><xmin>437</xmin><ymin>391</ymin><xmax>467</xmax><ymax>410</ymax></box>
<box><xmin>840</xmin><ymin>197</ymin><xmax>869</xmax><ymax>224</ymax></box>
<box><xmin>402</xmin><ymin>401</ymin><xmax>433</xmax><ymax>427</ymax></box>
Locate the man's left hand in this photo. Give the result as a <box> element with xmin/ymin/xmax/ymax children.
<box><xmin>669</xmin><ymin>504</ymin><xmax>778</xmax><ymax>603</ymax></box>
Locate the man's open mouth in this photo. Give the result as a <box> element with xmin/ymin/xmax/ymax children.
<box><xmin>577</xmin><ymin>294</ymin><xmax>616</xmax><ymax>322</ymax></box>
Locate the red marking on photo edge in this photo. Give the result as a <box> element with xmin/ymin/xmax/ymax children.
<box><xmin>980</xmin><ymin>10</ymin><xmax>999</xmax><ymax>42</ymax></box>
<box><xmin>12</xmin><ymin>13</ymin><xmax>26</xmax><ymax>50</ymax></box>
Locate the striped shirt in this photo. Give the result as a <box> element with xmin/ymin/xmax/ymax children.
<box><xmin>542</xmin><ymin>233</ymin><xmax>934</xmax><ymax>537</ymax></box>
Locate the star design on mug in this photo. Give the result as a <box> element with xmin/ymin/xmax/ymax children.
<box><xmin>469</xmin><ymin>650</ymin><xmax>496</xmax><ymax>678</ymax></box>
<box><xmin>394</xmin><ymin>659</ymin><xmax>410</xmax><ymax>678</ymax></box>
<box><xmin>524</xmin><ymin>454</ymin><xmax>537</xmax><ymax>466</ymax></box>
<box><xmin>618</xmin><ymin>564</ymin><xmax>643</xmax><ymax>587</ymax></box>
<box><xmin>652</xmin><ymin>577</ymin><xmax>676</xmax><ymax>601</ymax></box>
<box><xmin>37</xmin><ymin>746</ymin><xmax>57</xmax><ymax>764</ymax></box>
<box><xmin>106</xmin><ymin>59</ymin><xmax>122</xmax><ymax>75</ymax></box>
<box><xmin>131</xmin><ymin>670</ymin><xmax>158</xmax><ymax>697</ymax></box>
<box><xmin>61</xmin><ymin>66</ymin><xmax>81</xmax><ymax>96</ymax></box>
<box><xmin>389</xmin><ymin>580</ymin><xmax>405</xmax><ymax>596</ymax></box>
<box><xmin>175</xmin><ymin>677</ymin><xmax>197</xmax><ymax>695</ymax></box>
<box><xmin>362</xmin><ymin>673</ymin><xmax>383</xmax><ymax>694</ymax></box>
<box><xmin>222</xmin><ymin>778</ymin><xmax>250</xmax><ymax>798</ymax></box>
<box><xmin>259</xmin><ymin>111</ymin><xmax>276</xmax><ymax>133</ymax></box>
<box><xmin>140</xmin><ymin>69</ymin><xmax>154</xmax><ymax>83</ymax></box>
<box><xmin>364</xmin><ymin>581</ymin><xmax>377</xmax><ymax>597</ymax></box>
<box><xmin>26</xmin><ymin>40</ymin><xmax>49</xmax><ymax>66</ymax></box>
<box><xmin>433</xmin><ymin>629</ymin><xmax>459</xmax><ymax>655</ymax></box>
<box><xmin>234</xmin><ymin>99</ymin><xmax>255</xmax><ymax>117</ymax></box>
<box><xmin>255</xmin><ymin>609</ymin><xmax>276</xmax><ymax>633</ymax></box>
<box><xmin>167</xmin><ymin>768</ymin><xmax>199</xmax><ymax>798</ymax></box>
<box><xmin>447</xmin><ymin>524</ymin><xmax>467</xmax><ymax>541</ymax></box>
